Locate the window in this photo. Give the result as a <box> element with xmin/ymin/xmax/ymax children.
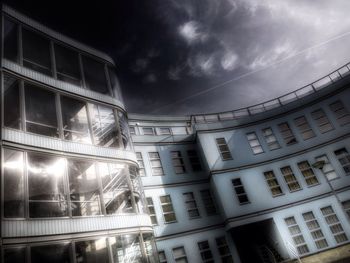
<box><xmin>60</xmin><ymin>95</ymin><xmax>91</xmax><ymax>144</ymax></box>
<box><xmin>108</xmin><ymin>66</ymin><xmax>123</xmax><ymax>100</ymax></box>
<box><xmin>200</xmin><ymin>190</ymin><xmax>218</xmax><ymax>216</ymax></box>
<box><xmin>159</xmin><ymin>127</ymin><xmax>171</xmax><ymax>135</ymax></box>
<box><xmin>278</xmin><ymin>122</ymin><xmax>298</xmax><ymax>145</ymax></box>
<box><xmin>129</xmin><ymin>126</ymin><xmax>136</xmax><ymax>135</ymax></box>
<box><xmin>334</xmin><ymin>148</ymin><xmax>350</xmax><ymax>174</ymax></box>
<box><xmin>315</xmin><ymin>155</ymin><xmax>339</xmax><ymax>180</ymax></box>
<box><xmin>4</xmin><ymin>17</ymin><xmax>18</xmax><ymax>62</ymax></box>
<box><xmin>215</xmin><ymin>237</ymin><xmax>233</xmax><ymax>263</ymax></box>
<box><xmin>146</xmin><ymin>197</ymin><xmax>158</xmax><ymax>225</ymax></box>
<box><xmin>28</xmin><ymin>152</ymin><xmax>68</xmax><ymax>218</ymax></box>
<box><xmin>297</xmin><ymin>161</ymin><xmax>319</xmax><ymax>186</ymax></box>
<box><xmin>3</xmin><ymin>149</ymin><xmax>25</xmax><ymax>218</ymax></box>
<box><xmin>160</xmin><ymin>195</ymin><xmax>176</xmax><ymax>223</ymax></box>
<box><xmin>311</xmin><ymin>109</ymin><xmax>334</xmax><ymax>133</ymax></box>
<box><xmin>143</xmin><ymin>127</ymin><xmax>155</xmax><ymax>135</ymax></box>
<box><xmin>342</xmin><ymin>200</ymin><xmax>350</xmax><ymax>219</ymax></box>
<box><xmin>75</xmin><ymin>238</ymin><xmax>109</xmax><ymax>262</ymax></box>
<box><xmin>158</xmin><ymin>251</ymin><xmax>167</xmax><ymax>263</ymax></box>
<box><xmin>171</xmin><ymin>151</ymin><xmax>186</xmax><ymax>174</ymax></box>
<box><xmin>187</xmin><ymin>150</ymin><xmax>202</xmax><ymax>171</ymax></box>
<box><xmin>22</xmin><ymin>28</ymin><xmax>52</xmax><ymax>76</ymax></box>
<box><xmin>110</xmin><ymin>234</ymin><xmax>142</xmax><ymax>262</ymax></box>
<box><xmin>262</xmin><ymin>128</ymin><xmax>280</xmax><ymax>150</ymax></box>
<box><xmin>25</xmin><ymin>83</ymin><xmax>58</xmax><ymax>137</ymax></box>
<box><xmin>280</xmin><ymin>166</ymin><xmax>301</xmax><ymax>192</ymax></box>
<box><xmin>183</xmin><ymin>192</ymin><xmax>200</xmax><ymax>218</ymax></box>
<box><xmin>285</xmin><ymin>216</ymin><xmax>309</xmax><ymax>255</ymax></box>
<box><xmin>91</xmin><ymin>104</ymin><xmax>118</xmax><ymax>147</ymax></box>
<box><xmin>302</xmin><ymin>211</ymin><xmax>328</xmax><ymax>249</ymax></box>
<box><xmin>82</xmin><ymin>55</ymin><xmax>110</xmax><ymax>95</ymax></box>
<box><xmin>67</xmin><ymin>159</ymin><xmax>101</xmax><ymax>216</ymax></box>
<box><xmin>31</xmin><ymin>243</ymin><xmax>71</xmax><ymax>263</ymax></box>
<box><xmin>143</xmin><ymin>233</ymin><xmax>158</xmax><ymax>263</ymax></box>
<box><xmin>232</xmin><ymin>178</ymin><xmax>249</xmax><ymax>204</ymax></box>
<box><xmin>198</xmin><ymin>241</ymin><xmax>214</xmax><ymax>263</ymax></box>
<box><xmin>216</xmin><ymin>138</ymin><xmax>233</xmax><ymax>160</ymax></box>
<box><xmin>263</xmin><ymin>171</ymin><xmax>283</xmax><ymax>196</ymax></box>
<box><xmin>246</xmin><ymin>132</ymin><xmax>264</xmax><ymax>154</ymax></box>
<box><xmin>3</xmin><ymin>247</ymin><xmax>26</xmax><ymax>263</ymax></box>
<box><xmin>172</xmin><ymin>247</ymin><xmax>188</xmax><ymax>263</ymax></box>
<box><xmin>4</xmin><ymin>74</ymin><xmax>21</xmax><ymax>129</ymax></box>
<box><xmin>54</xmin><ymin>43</ymin><xmax>82</xmax><ymax>86</ymax></box>
<box><xmin>118</xmin><ymin>111</ymin><xmax>131</xmax><ymax>149</ymax></box>
<box><xmin>320</xmin><ymin>206</ymin><xmax>348</xmax><ymax>243</ymax></box>
<box><xmin>149</xmin><ymin>152</ymin><xmax>164</xmax><ymax>176</ymax></box>
<box><xmin>294</xmin><ymin>116</ymin><xmax>315</xmax><ymax>140</ymax></box>
<box><xmin>329</xmin><ymin>100</ymin><xmax>350</xmax><ymax>126</ymax></box>
<box><xmin>136</xmin><ymin>152</ymin><xmax>146</xmax><ymax>176</ymax></box>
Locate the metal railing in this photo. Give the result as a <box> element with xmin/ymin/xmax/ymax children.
<box><xmin>191</xmin><ymin>63</ymin><xmax>350</xmax><ymax>124</ymax></box>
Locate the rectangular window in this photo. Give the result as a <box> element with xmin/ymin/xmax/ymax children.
<box><xmin>263</xmin><ymin>171</ymin><xmax>283</xmax><ymax>196</ymax></box>
<box><xmin>3</xmin><ymin>247</ymin><xmax>26</xmax><ymax>263</ymax></box>
<box><xmin>172</xmin><ymin>247</ymin><xmax>188</xmax><ymax>263</ymax></box>
<box><xmin>315</xmin><ymin>155</ymin><xmax>339</xmax><ymax>180</ymax></box>
<box><xmin>4</xmin><ymin>17</ymin><xmax>18</xmax><ymax>62</ymax></box>
<box><xmin>108</xmin><ymin>66</ymin><xmax>122</xmax><ymax>100</ymax></box>
<box><xmin>60</xmin><ymin>95</ymin><xmax>91</xmax><ymax>144</ymax></box>
<box><xmin>232</xmin><ymin>178</ymin><xmax>249</xmax><ymax>204</ymax></box>
<box><xmin>171</xmin><ymin>151</ymin><xmax>186</xmax><ymax>174</ymax></box>
<box><xmin>183</xmin><ymin>192</ymin><xmax>200</xmax><ymax>218</ymax></box>
<box><xmin>187</xmin><ymin>150</ymin><xmax>202</xmax><ymax>171</ymax></box>
<box><xmin>146</xmin><ymin>197</ymin><xmax>158</xmax><ymax>225</ymax></box>
<box><xmin>82</xmin><ymin>55</ymin><xmax>110</xmax><ymax>95</ymax></box>
<box><xmin>246</xmin><ymin>132</ymin><xmax>264</xmax><ymax>154</ymax></box>
<box><xmin>110</xmin><ymin>234</ymin><xmax>142</xmax><ymax>262</ymax></box>
<box><xmin>294</xmin><ymin>116</ymin><xmax>315</xmax><ymax>140</ymax></box>
<box><xmin>198</xmin><ymin>241</ymin><xmax>214</xmax><ymax>263</ymax></box>
<box><xmin>334</xmin><ymin>148</ymin><xmax>350</xmax><ymax>174</ymax></box>
<box><xmin>160</xmin><ymin>195</ymin><xmax>177</xmax><ymax>223</ymax></box>
<box><xmin>311</xmin><ymin>109</ymin><xmax>334</xmax><ymax>133</ymax></box>
<box><xmin>216</xmin><ymin>138</ymin><xmax>233</xmax><ymax>160</ymax></box>
<box><xmin>297</xmin><ymin>161</ymin><xmax>319</xmax><ymax>186</ymax></box>
<box><xmin>91</xmin><ymin>104</ymin><xmax>118</xmax><ymax>147</ymax></box>
<box><xmin>31</xmin><ymin>243</ymin><xmax>71</xmax><ymax>263</ymax></box>
<box><xmin>342</xmin><ymin>200</ymin><xmax>350</xmax><ymax>219</ymax></box>
<box><xmin>75</xmin><ymin>238</ymin><xmax>109</xmax><ymax>262</ymax></box>
<box><xmin>158</xmin><ymin>251</ymin><xmax>167</xmax><ymax>263</ymax></box>
<box><xmin>285</xmin><ymin>216</ymin><xmax>309</xmax><ymax>255</ymax></box>
<box><xmin>149</xmin><ymin>152</ymin><xmax>164</xmax><ymax>176</ymax></box>
<box><xmin>136</xmin><ymin>152</ymin><xmax>146</xmax><ymax>176</ymax></box>
<box><xmin>215</xmin><ymin>237</ymin><xmax>233</xmax><ymax>263</ymax></box>
<box><xmin>329</xmin><ymin>100</ymin><xmax>350</xmax><ymax>126</ymax></box>
<box><xmin>200</xmin><ymin>189</ymin><xmax>218</xmax><ymax>216</ymax></box>
<box><xmin>25</xmin><ymin>83</ymin><xmax>58</xmax><ymax>137</ymax></box>
<box><xmin>143</xmin><ymin>127</ymin><xmax>155</xmax><ymax>135</ymax></box>
<box><xmin>159</xmin><ymin>127</ymin><xmax>171</xmax><ymax>135</ymax></box>
<box><xmin>4</xmin><ymin>74</ymin><xmax>21</xmax><ymax>129</ymax></box>
<box><xmin>4</xmin><ymin>149</ymin><xmax>25</xmax><ymax>218</ymax></box>
<box><xmin>278</xmin><ymin>122</ymin><xmax>298</xmax><ymax>145</ymax></box>
<box><xmin>302</xmin><ymin>211</ymin><xmax>328</xmax><ymax>249</ymax></box>
<box><xmin>22</xmin><ymin>28</ymin><xmax>52</xmax><ymax>76</ymax></box>
<box><xmin>262</xmin><ymin>128</ymin><xmax>280</xmax><ymax>150</ymax></box>
<box><xmin>280</xmin><ymin>166</ymin><xmax>301</xmax><ymax>192</ymax></box>
<box><xmin>320</xmin><ymin>206</ymin><xmax>348</xmax><ymax>243</ymax></box>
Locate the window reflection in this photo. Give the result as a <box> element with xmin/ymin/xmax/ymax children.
<box><xmin>143</xmin><ymin>233</ymin><xmax>158</xmax><ymax>263</ymax></box>
<box><xmin>4</xmin><ymin>74</ymin><xmax>21</xmax><ymax>129</ymax></box>
<box><xmin>82</xmin><ymin>55</ymin><xmax>110</xmax><ymax>95</ymax></box>
<box><xmin>108</xmin><ymin>67</ymin><xmax>122</xmax><ymax>100</ymax></box>
<box><xmin>75</xmin><ymin>238</ymin><xmax>109</xmax><ymax>263</ymax></box>
<box><xmin>68</xmin><ymin>159</ymin><xmax>101</xmax><ymax>216</ymax></box>
<box><xmin>118</xmin><ymin>111</ymin><xmax>131</xmax><ymax>149</ymax></box>
<box><xmin>61</xmin><ymin>96</ymin><xmax>91</xmax><ymax>144</ymax></box>
<box><xmin>110</xmin><ymin>234</ymin><xmax>143</xmax><ymax>263</ymax></box>
<box><xmin>4</xmin><ymin>17</ymin><xmax>18</xmax><ymax>62</ymax></box>
<box><xmin>31</xmin><ymin>243</ymin><xmax>72</xmax><ymax>263</ymax></box>
<box><xmin>3</xmin><ymin>247</ymin><xmax>26</xmax><ymax>263</ymax></box>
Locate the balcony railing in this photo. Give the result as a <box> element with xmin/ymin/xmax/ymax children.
<box><xmin>191</xmin><ymin>63</ymin><xmax>350</xmax><ymax>124</ymax></box>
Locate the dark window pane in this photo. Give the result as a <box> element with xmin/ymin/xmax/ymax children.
<box><xmin>4</xmin><ymin>74</ymin><xmax>21</xmax><ymax>129</ymax></box>
<box><xmin>4</xmin><ymin>17</ymin><xmax>18</xmax><ymax>62</ymax></box>
<box><xmin>82</xmin><ymin>56</ymin><xmax>110</xmax><ymax>95</ymax></box>
<box><xmin>22</xmin><ymin>28</ymin><xmax>52</xmax><ymax>75</ymax></box>
<box><xmin>4</xmin><ymin>247</ymin><xmax>26</xmax><ymax>263</ymax></box>
<box><xmin>31</xmin><ymin>243</ymin><xmax>71</xmax><ymax>263</ymax></box>
<box><xmin>108</xmin><ymin>67</ymin><xmax>122</xmax><ymax>100</ymax></box>
<box><xmin>25</xmin><ymin>83</ymin><xmax>58</xmax><ymax>137</ymax></box>
<box><xmin>61</xmin><ymin>96</ymin><xmax>91</xmax><ymax>143</ymax></box>
<box><xmin>4</xmin><ymin>149</ymin><xmax>25</xmax><ymax>218</ymax></box>
<box><xmin>68</xmin><ymin>159</ymin><xmax>101</xmax><ymax>216</ymax></box>
<box><xmin>54</xmin><ymin>43</ymin><xmax>81</xmax><ymax>86</ymax></box>
<box><xmin>75</xmin><ymin>239</ymin><xmax>109</xmax><ymax>263</ymax></box>
<box><xmin>118</xmin><ymin>111</ymin><xmax>130</xmax><ymax>149</ymax></box>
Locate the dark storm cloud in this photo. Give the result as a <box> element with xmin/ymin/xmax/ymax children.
<box><xmin>5</xmin><ymin>0</ymin><xmax>350</xmax><ymax>115</ymax></box>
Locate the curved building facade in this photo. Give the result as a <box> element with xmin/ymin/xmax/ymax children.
<box><xmin>1</xmin><ymin>4</ymin><xmax>350</xmax><ymax>263</ymax></box>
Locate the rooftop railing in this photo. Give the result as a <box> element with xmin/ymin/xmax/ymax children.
<box><xmin>191</xmin><ymin>63</ymin><xmax>350</xmax><ymax>124</ymax></box>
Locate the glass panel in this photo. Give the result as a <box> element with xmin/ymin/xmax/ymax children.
<box><xmin>68</xmin><ymin>159</ymin><xmax>101</xmax><ymax>216</ymax></box>
<box><xmin>4</xmin><ymin>247</ymin><xmax>26</xmax><ymax>263</ymax></box>
<box><xmin>143</xmin><ymin>233</ymin><xmax>158</xmax><ymax>263</ymax></box>
<box><xmin>91</xmin><ymin>104</ymin><xmax>119</xmax><ymax>147</ymax></box>
<box><xmin>108</xmin><ymin>66</ymin><xmax>123</xmax><ymax>100</ymax></box>
<box><xmin>25</xmin><ymin>83</ymin><xmax>58</xmax><ymax>137</ymax></box>
<box><xmin>118</xmin><ymin>111</ymin><xmax>131</xmax><ymax>149</ymax></box>
<box><xmin>4</xmin><ymin>17</ymin><xmax>18</xmax><ymax>62</ymax></box>
<box><xmin>4</xmin><ymin>74</ymin><xmax>21</xmax><ymax>129</ymax></box>
<box><xmin>31</xmin><ymin>243</ymin><xmax>71</xmax><ymax>263</ymax></box>
<box><xmin>61</xmin><ymin>96</ymin><xmax>91</xmax><ymax>144</ymax></box>
<box><xmin>82</xmin><ymin>56</ymin><xmax>109</xmax><ymax>95</ymax></box>
<box><xmin>4</xmin><ymin>149</ymin><xmax>25</xmax><ymax>218</ymax></box>
<box><xmin>22</xmin><ymin>28</ymin><xmax>52</xmax><ymax>75</ymax></box>
<box><xmin>75</xmin><ymin>238</ymin><xmax>109</xmax><ymax>263</ymax></box>
<box><xmin>54</xmin><ymin>43</ymin><xmax>81</xmax><ymax>86</ymax></box>
<box><xmin>110</xmin><ymin>234</ymin><xmax>142</xmax><ymax>263</ymax></box>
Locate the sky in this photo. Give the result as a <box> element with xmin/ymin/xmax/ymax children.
<box><xmin>5</xmin><ymin>0</ymin><xmax>350</xmax><ymax>115</ymax></box>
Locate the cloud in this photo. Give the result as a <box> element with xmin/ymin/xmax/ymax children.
<box><xmin>178</xmin><ymin>21</ymin><xmax>208</xmax><ymax>44</ymax></box>
<box><xmin>144</xmin><ymin>73</ymin><xmax>157</xmax><ymax>83</ymax></box>
<box><xmin>221</xmin><ymin>51</ymin><xmax>239</xmax><ymax>71</ymax></box>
